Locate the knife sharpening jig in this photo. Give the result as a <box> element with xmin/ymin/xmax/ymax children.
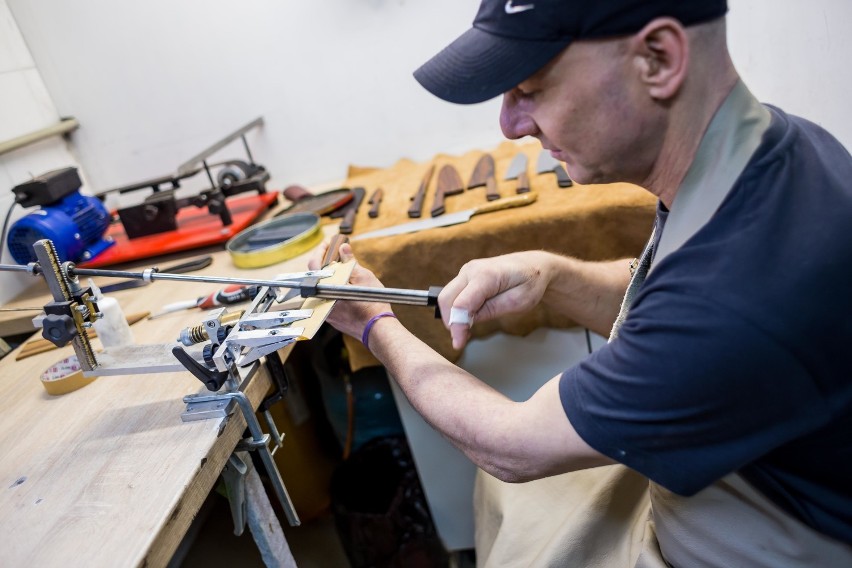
<box><xmin>0</xmin><ymin>238</ymin><xmax>442</xmax><ymax>529</ymax></box>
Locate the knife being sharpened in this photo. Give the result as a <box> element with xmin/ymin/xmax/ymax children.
<box><xmin>536</xmin><ymin>150</ymin><xmax>573</xmax><ymax>187</ymax></box>
<box><xmin>352</xmin><ymin>193</ymin><xmax>537</xmax><ymax>241</ymax></box>
<box><xmin>504</xmin><ymin>153</ymin><xmax>531</xmax><ymax>194</ymax></box>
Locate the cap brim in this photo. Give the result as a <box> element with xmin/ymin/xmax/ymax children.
<box><xmin>414</xmin><ymin>27</ymin><xmax>572</xmax><ymax>105</ymax></box>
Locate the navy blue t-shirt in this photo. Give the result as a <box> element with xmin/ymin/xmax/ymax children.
<box><xmin>560</xmin><ymin>106</ymin><xmax>852</xmax><ymax>544</ymax></box>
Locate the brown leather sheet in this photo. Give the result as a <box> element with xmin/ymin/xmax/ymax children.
<box><xmin>342</xmin><ymin>140</ymin><xmax>657</xmax><ymax>370</ymax></box>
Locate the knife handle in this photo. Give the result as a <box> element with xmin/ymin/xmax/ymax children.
<box><xmin>322</xmin><ymin>234</ymin><xmax>350</xmax><ymax>267</ymax></box>
<box><xmin>485</xmin><ymin>176</ymin><xmax>500</xmax><ymax>201</ymax></box>
<box><xmin>368</xmin><ymin>187</ymin><xmax>383</xmax><ymax>218</ymax></box>
<box><xmin>515</xmin><ymin>171</ymin><xmax>531</xmax><ymax>194</ymax></box>
<box><xmin>554</xmin><ymin>165</ymin><xmax>573</xmax><ymax>188</ymax></box>
<box><xmin>472</xmin><ymin>192</ymin><xmax>538</xmax><ymax>216</ymax></box>
<box><xmin>430</xmin><ymin>188</ymin><xmax>447</xmax><ymax>217</ymax></box>
<box><xmin>409</xmin><ymin>164</ymin><xmax>435</xmax><ymax>218</ymax></box>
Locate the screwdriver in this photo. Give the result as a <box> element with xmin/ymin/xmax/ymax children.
<box><xmin>149</xmin><ymin>285</ymin><xmax>262</xmax><ymax>319</ymax></box>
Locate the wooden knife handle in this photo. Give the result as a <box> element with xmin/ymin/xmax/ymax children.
<box><xmin>472</xmin><ymin>193</ymin><xmax>538</xmax><ymax>216</ymax></box>
<box><xmin>554</xmin><ymin>165</ymin><xmax>573</xmax><ymax>188</ymax></box>
<box><xmin>408</xmin><ymin>164</ymin><xmax>435</xmax><ymax>218</ymax></box>
<box><xmin>515</xmin><ymin>171</ymin><xmax>531</xmax><ymax>194</ymax></box>
<box><xmin>430</xmin><ymin>188</ymin><xmax>447</xmax><ymax>217</ymax></box>
<box><xmin>322</xmin><ymin>234</ymin><xmax>350</xmax><ymax>267</ymax></box>
<box><xmin>485</xmin><ymin>176</ymin><xmax>500</xmax><ymax>201</ymax></box>
<box><xmin>368</xmin><ymin>187</ymin><xmax>383</xmax><ymax>218</ymax></box>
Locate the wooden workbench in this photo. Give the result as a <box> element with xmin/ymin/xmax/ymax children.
<box><xmin>0</xmin><ymin>231</ymin><xmax>328</xmax><ymax>567</ymax></box>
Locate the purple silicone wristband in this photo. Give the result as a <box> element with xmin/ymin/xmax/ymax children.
<box><xmin>361</xmin><ymin>312</ymin><xmax>396</xmax><ymax>350</ymax></box>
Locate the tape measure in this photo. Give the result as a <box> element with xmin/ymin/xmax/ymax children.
<box><xmin>40</xmin><ymin>355</ymin><xmax>97</xmax><ymax>395</ymax></box>
<box><xmin>227</xmin><ymin>212</ymin><xmax>323</xmax><ymax>268</ymax></box>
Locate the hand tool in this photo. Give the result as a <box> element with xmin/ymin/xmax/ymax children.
<box><xmin>505</xmin><ymin>153</ymin><xmax>531</xmax><ymax>194</ymax></box>
<box><xmin>408</xmin><ymin>164</ymin><xmax>435</xmax><ymax>218</ymax></box>
<box><xmin>99</xmin><ymin>256</ymin><xmax>213</xmax><ymax>293</ymax></box>
<box><xmin>467</xmin><ymin>153</ymin><xmax>500</xmax><ymax>201</ymax></box>
<box><xmin>149</xmin><ymin>284</ymin><xmax>263</xmax><ymax>319</ymax></box>
<box><xmin>274</xmin><ymin>186</ymin><xmax>353</xmax><ymax>218</ymax></box>
<box><xmin>338</xmin><ymin>187</ymin><xmax>366</xmax><ymax>234</ymax></box>
<box><xmin>352</xmin><ymin>193</ymin><xmax>538</xmax><ymax>240</ymax></box>
<box><xmin>536</xmin><ymin>150</ymin><xmax>573</xmax><ymax>187</ymax></box>
<box><xmin>367</xmin><ymin>188</ymin><xmax>383</xmax><ymax>218</ymax></box>
<box><xmin>430</xmin><ymin>165</ymin><xmax>465</xmax><ymax>217</ymax></box>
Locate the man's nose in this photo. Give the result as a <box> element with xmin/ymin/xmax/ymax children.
<box><xmin>500</xmin><ymin>91</ymin><xmax>538</xmax><ymax>139</ymax></box>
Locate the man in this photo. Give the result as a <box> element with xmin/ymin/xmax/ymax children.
<box><xmin>310</xmin><ymin>1</ymin><xmax>852</xmax><ymax>565</ymax></box>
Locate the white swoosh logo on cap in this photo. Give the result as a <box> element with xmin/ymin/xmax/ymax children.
<box><xmin>505</xmin><ymin>0</ymin><xmax>534</xmax><ymax>14</ymax></box>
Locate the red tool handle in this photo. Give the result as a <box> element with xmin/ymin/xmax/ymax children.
<box><xmin>197</xmin><ymin>284</ymin><xmax>260</xmax><ymax>309</ymax></box>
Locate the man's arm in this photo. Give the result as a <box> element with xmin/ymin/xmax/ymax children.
<box><xmin>368</xmin><ymin>314</ymin><xmax>614</xmax><ymax>481</ymax></box>
<box><xmin>438</xmin><ymin>251</ymin><xmax>632</xmax><ymax>348</ymax></box>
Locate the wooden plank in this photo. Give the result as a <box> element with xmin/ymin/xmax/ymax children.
<box><xmin>0</xmin><ymin>225</ymin><xmax>337</xmax><ymax>567</ymax></box>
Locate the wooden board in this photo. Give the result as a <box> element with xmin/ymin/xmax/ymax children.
<box><xmin>0</xmin><ymin>225</ymin><xmax>337</xmax><ymax>567</ymax></box>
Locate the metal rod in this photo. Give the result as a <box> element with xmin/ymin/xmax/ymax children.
<box><xmin>0</xmin><ymin>264</ymin><xmax>31</xmax><ymax>273</ymax></box>
<box><xmin>0</xmin><ymin>263</ymin><xmax>436</xmax><ymax>307</ymax></box>
<box><xmin>67</xmin><ymin>266</ymin><xmax>331</xmax><ymax>289</ymax></box>
<box><xmin>177</xmin><ymin>117</ymin><xmax>264</xmax><ymax>176</ymax></box>
<box><xmin>0</xmin><ymin>117</ymin><xmax>79</xmax><ymax>156</ymax></box>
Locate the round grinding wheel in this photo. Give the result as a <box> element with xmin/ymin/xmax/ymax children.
<box><xmin>227</xmin><ymin>212</ymin><xmax>323</xmax><ymax>268</ymax></box>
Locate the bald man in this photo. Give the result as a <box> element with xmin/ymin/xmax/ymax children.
<box><xmin>311</xmin><ymin>1</ymin><xmax>852</xmax><ymax>565</ymax></box>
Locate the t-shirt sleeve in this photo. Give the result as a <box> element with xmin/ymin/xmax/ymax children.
<box><xmin>560</xmin><ymin>289</ymin><xmax>830</xmax><ymax>496</ymax></box>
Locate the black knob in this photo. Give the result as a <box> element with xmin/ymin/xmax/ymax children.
<box><xmin>41</xmin><ymin>314</ymin><xmax>78</xmax><ymax>347</ymax></box>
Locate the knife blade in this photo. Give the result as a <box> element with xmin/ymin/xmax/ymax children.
<box><xmin>430</xmin><ymin>164</ymin><xmax>465</xmax><ymax>217</ymax></box>
<box><xmin>99</xmin><ymin>256</ymin><xmax>213</xmax><ymax>293</ymax></box>
<box><xmin>536</xmin><ymin>150</ymin><xmax>573</xmax><ymax>187</ymax></box>
<box><xmin>352</xmin><ymin>193</ymin><xmax>538</xmax><ymax>241</ymax></box>
<box><xmin>408</xmin><ymin>164</ymin><xmax>435</xmax><ymax>218</ymax></box>
<box><xmin>467</xmin><ymin>154</ymin><xmax>500</xmax><ymax>201</ymax></box>
<box><xmin>504</xmin><ymin>153</ymin><xmax>530</xmax><ymax>194</ymax></box>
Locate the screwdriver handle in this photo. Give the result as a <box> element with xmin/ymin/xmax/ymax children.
<box><xmin>197</xmin><ymin>284</ymin><xmax>261</xmax><ymax>309</ymax></box>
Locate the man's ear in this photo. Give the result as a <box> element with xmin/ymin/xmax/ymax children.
<box><xmin>630</xmin><ymin>17</ymin><xmax>688</xmax><ymax>101</ymax></box>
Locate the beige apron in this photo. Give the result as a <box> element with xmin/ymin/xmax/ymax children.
<box><xmin>474</xmin><ymin>82</ymin><xmax>852</xmax><ymax>566</ymax></box>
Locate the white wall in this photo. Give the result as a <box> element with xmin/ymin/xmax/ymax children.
<box><xmin>1</xmin><ymin>0</ymin><xmax>850</xmax><ymax>305</ymax></box>
<box><xmin>0</xmin><ymin>0</ymin><xmax>85</xmax><ymax>304</ymax></box>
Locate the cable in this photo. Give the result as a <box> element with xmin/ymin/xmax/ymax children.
<box><xmin>585</xmin><ymin>328</ymin><xmax>593</xmax><ymax>354</ymax></box>
<box><xmin>0</xmin><ymin>200</ymin><xmax>19</xmax><ymax>263</ymax></box>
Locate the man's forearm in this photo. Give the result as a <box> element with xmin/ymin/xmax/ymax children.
<box><xmin>540</xmin><ymin>254</ymin><xmax>632</xmax><ymax>336</ymax></box>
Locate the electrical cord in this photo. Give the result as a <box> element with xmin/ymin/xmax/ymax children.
<box><xmin>0</xmin><ymin>200</ymin><xmax>19</xmax><ymax>263</ymax></box>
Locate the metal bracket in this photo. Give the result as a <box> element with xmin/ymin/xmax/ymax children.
<box><xmin>183</xmin><ymin>390</ymin><xmax>300</xmax><ymax>526</ymax></box>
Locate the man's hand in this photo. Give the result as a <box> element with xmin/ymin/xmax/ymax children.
<box><xmin>438</xmin><ymin>251</ymin><xmax>556</xmax><ymax>350</ymax></box>
<box><xmin>307</xmin><ymin>239</ymin><xmax>393</xmax><ymax>342</ymax></box>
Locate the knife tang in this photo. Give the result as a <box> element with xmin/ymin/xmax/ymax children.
<box><xmin>408</xmin><ymin>164</ymin><xmax>435</xmax><ymax>218</ymax></box>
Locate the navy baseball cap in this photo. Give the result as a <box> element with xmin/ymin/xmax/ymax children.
<box><xmin>414</xmin><ymin>0</ymin><xmax>728</xmax><ymax>104</ymax></box>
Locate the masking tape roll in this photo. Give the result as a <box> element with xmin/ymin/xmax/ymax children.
<box><xmin>40</xmin><ymin>355</ymin><xmax>97</xmax><ymax>395</ymax></box>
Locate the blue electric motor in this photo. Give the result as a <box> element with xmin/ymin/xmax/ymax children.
<box><xmin>7</xmin><ymin>167</ymin><xmax>114</xmax><ymax>265</ymax></box>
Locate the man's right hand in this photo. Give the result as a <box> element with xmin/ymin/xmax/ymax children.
<box><xmin>438</xmin><ymin>251</ymin><xmax>557</xmax><ymax>349</ymax></box>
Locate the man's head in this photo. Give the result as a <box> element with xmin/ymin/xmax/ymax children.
<box><xmin>414</xmin><ymin>0</ymin><xmax>728</xmax><ymax>105</ymax></box>
<box><xmin>414</xmin><ymin>1</ymin><xmax>735</xmax><ymax>196</ymax></box>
